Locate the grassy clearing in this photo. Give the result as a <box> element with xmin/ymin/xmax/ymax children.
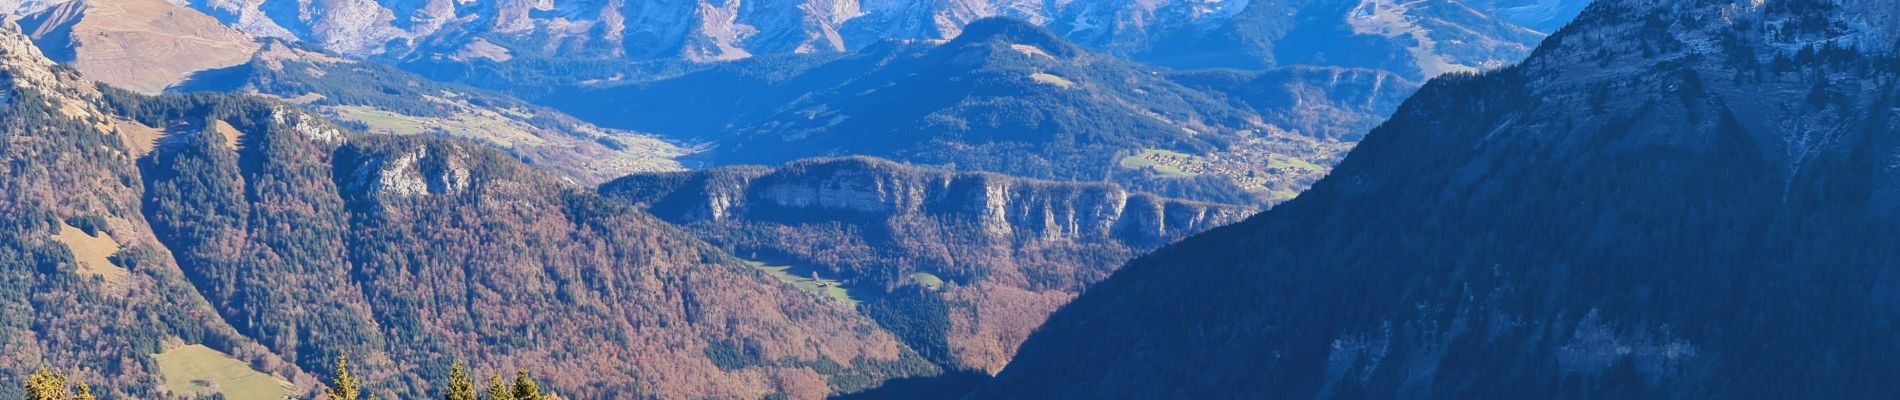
<box><xmin>278</xmin><ymin>92</ymin><xmax>326</xmax><ymax>105</ymax></box>
<box><xmin>153</xmin><ymin>345</ymin><xmax>292</xmax><ymax>400</ymax></box>
<box><xmin>330</xmin><ymin>106</ymin><xmax>546</xmax><ymax>147</ymax></box>
<box><xmin>211</xmin><ymin>120</ymin><xmax>244</xmax><ymax>150</ymax></box>
<box><xmin>1009</xmin><ymin>44</ymin><xmax>1053</xmax><ymax>59</ymax></box>
<box><xmin>1030</xmin><ymin>73</ymin><xmax>1076</xmax><ymax>89</ymax></box>
<box><xmin>50</xmin><ymin>221</ymin><xmax>127</xmax><ymax>284</ymax></box>
<box><xmin>746</xmin><ymin>260</ymin><xmax>858</xmax><ymax>306</ymax></box>
<box><xmin>114</xmin><ymin>118</ymin><xmax>163</xmax><ymax>158</ymax></box>
<box><xmin>332</xmin><ymin>106</ymin><xmax>430</xmax><ymax>135</ymax></box>
<box><xmin>906</xmin><ymin>272</ymin><xmax>944</xmax><ymax>290</ymax></box>
<box><xmin>1268</xmin><ymin>154</ymin><xmax>1325</xmax><ymax>173</ymax></box>
<box><xmin>1118</xmin><ymin>149</ymin><xmax>1204</xmax><ymax>177</ymax></box>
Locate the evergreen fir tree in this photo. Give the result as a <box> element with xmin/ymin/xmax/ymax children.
<box><xmin>23</xmin><ymin>369</ymin><xmax>68</xmax><ymax>400</ymax></box>
<box><xmin>70</xmin><ymin>383</ymin><xmax>94</xmax><ymax>400</ymax></box>
<box><xmin>445</xmin><ymin>363</ymin><xmax>477</xmax><ymax>400</ymax></box>
<box><xmin>510</xmin><ymin>369</ymin><xmax>543</xmax><ymax>400</ymax></box>
<box><xmin>484</xmin><ymin>374</ymin><xmax>513</xmax><ymax>400</ymax></box>
<box><xmin>21</xmin><ymin>369</ymin><xmax>91</xmax><ymax>400</ymax></box>
<box><xmin>322</xmin><ymin>355</ymin><xmax>370</xmax><ymax>400</ymax></box>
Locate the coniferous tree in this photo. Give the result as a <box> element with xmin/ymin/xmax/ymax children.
<box><xmin>484</xmin><ymin>374</ymin><xmax>513</xmax><ymax>400</ymax></box>
<box><xmin>445</xmin><ymin>363</ymin><xmax>477</xmax><ymax>400</ymax></box>
<box><xmin>21</xmin><ymin>369</ymin><xmax>92</xmax><ymax>400</ymax></box>
<box><xmin>510</xmin><ymin>369</ymin><xmax>543</xmax><ymax>400</ymax></box>
<box><xmin>23</xmin><ymin>369</ymin><xmax>68</xmax><ymax>400</ymax></box>
<box><xmin>323</xmin><ymin>355</ymin><xmax>376</xmax><ymax>400</ymax></box>
<box><xmin>70</xmin><ymin>383</ymin><xmax>94</xmax><ymax>400</ymax></box>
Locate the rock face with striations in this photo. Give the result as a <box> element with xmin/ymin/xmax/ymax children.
<box><xmin>603</xmin><ymin>157</ymin><xmax>1249</xmax><ymax>373</ymax></box>
<box><xmin>610</xmin><ymin>157</ymin><xmax>1246</xmax><ymax>250</ymax></box>
<box><xmin>982</xmin><ymin>0</ymin><xmax>1900</xmax><ymax>398</ymax></box>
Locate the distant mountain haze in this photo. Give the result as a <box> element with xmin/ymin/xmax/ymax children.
<box><xmin>557</xmin><ymin>18</ymin><xmax>1415</xmax><ymax>205</ymax></box>
<box><xmin>170</xmin><ymin>39</ymin><xmax>688</xmax><ymax>184</ymax></box>
<box><xmin>0</xmin><ymin>0</ymin><xmax>1590</xmax><ymax>79</ymax></box>
<box><xmin>0</xmin><ymin>0</ymin><xmax>1590</xmax><ymax>207</ymax></box>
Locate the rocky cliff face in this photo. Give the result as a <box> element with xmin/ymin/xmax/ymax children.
<box><xmin>603</xmin><ymin>157</ymin><xmax>1249</xmax><ymax>374</ymax></box>
<box><xmin>981</xmin><ymin>0</ymin><xmax>1900</xmax><ymax>397</ymax></box>
<box><xmin>615</xmin><ymin>157</ymin><xmax>1246</xmax><ymax>250</ymax></box>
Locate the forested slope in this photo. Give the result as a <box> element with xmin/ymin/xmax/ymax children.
<box><xmin>0</xmin><ymin>25</ymin><xmax>309</xmax><ymax>398</ymax></box>
<box><xmin>1</xmin><ymin>22</ymin><xmax>933</xmax><ymax>399</ymax></box>
<box><xmin>985</xmin><ymin>0</ymin><xmax>1900</xmax><ymax>397</ymax></box>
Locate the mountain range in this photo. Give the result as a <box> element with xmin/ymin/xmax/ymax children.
<box><xmin>981</xmin><ymin>0</ymin><xmax>1900</xmax><ymax>397</ymax></box>
<box><xmin>0</xmin><ymin>0</ymin><xmax>1593</xmax><ymax>207</ymax></box>
<box><xmin>555</xmin><ymin>18</ymin><xmax>1415</xmax><ymax>205</ymax></box>
<box><xmin>218</xmin><ymin>0</ymin><xmax>1572</xmax><ymax>79</ymax></box>
<box><xmin>13</xmin><ymin>0</ymin><xmax>1891</xmax><ymax>398</ymax></box>
<box><xmin>0</xmin><ymin>0</ymin><xmax>1590</xmax><ymax>80</ymax></box>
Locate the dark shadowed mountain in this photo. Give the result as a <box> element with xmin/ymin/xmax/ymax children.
<box><xmin>562</xmin><ymin>19</ymin><xmax>1416</xmax><ymax>205</ymax></box>
<box><xmin>601</xmin><ymin>157</ymin><xmax>1248</xmax><ymax>374</ymax></box>
<box><xmin>982</xmin><ymin>0</ymin><xmax>1900</xmax><ymax>398</ymax></box>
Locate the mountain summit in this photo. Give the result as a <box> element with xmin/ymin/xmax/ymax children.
<box><xmin>981</xmin><ymin>0</ymin><xmax>1900</xmax><ymax>397</ymax></box>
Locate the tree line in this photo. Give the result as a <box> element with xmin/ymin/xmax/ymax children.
<box><xmin>20</xmin><ymin>356</ymin><xmax>559</xmax><ymax>400</ymax></box>
<box><xmin>321</xmin><ymin>355</ymin><xmax>559</xmax><ymax>400</ymax></box>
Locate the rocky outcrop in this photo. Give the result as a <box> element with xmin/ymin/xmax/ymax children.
<box><xmin>609</xmin><ymin>157</ymin><xmax>1249</xmax><ymax>250</ymax></box>
<box><xmin>602</xmin><ymin>157</ymin><xmax>1250</xmax><ymax>374</ymax></box>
